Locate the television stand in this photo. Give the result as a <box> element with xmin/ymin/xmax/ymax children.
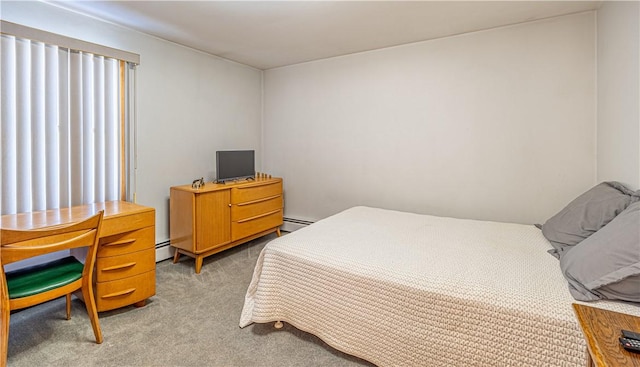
<box><xmin>170</xmin><ymin>177</ymin><xmax>283</xmax><ymax>273</ymax></box>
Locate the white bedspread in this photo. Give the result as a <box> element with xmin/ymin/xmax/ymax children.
<box><xmin>240</xmin><ymin>206</ymin><xmax>640</xmax><ymax>366</ymax></box>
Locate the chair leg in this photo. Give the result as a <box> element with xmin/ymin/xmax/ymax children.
<box><xmin>2</xmin><ymin>270</ymin><xmax>10</xmax><ymax>367</ymax></box>
<box><xmin>1</xmin><ymin>306</ymin><xmax>9</xmax><ymax>367</ymax></box>
<box><xmin>66</xmin><ymin>294</ymin><xmax>72</xmax><ymax>320</ymax></box>
<box><xmin>80</xmin><ymin>286</ymin><xmax>103</xmax><ymax>344</ymax></box>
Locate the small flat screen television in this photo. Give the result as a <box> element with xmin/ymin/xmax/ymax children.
<box><xmin>216</xmin><ymin>150</ymin><xmax>255</xmax><ymax>183</ymax></box>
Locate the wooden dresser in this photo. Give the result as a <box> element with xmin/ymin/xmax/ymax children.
<box><xmin>0</xmin><ymin>201</ymin><xmax>156</xmax><ymax>312</ymax></box>
<box><xmin>170</xmin><ymin>177</ymin><xmax>283</xmax><ymax>273</ymax></box>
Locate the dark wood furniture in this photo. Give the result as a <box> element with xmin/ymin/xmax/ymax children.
<box><xmin>573</xmin><ymin>303</ymin><xmax>640</xmax><ymax>367</ymax></box>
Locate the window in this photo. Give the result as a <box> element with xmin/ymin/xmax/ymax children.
<box><xmin>1</xmin><ymin>21</ymin><xmax>139</xmax><ymax>215</ymax></box>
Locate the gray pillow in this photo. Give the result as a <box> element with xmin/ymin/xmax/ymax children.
<box><xmin>542</xmin><ymin>182</ymin><xmax>639</xmax><ymax>258</ymax></box>
<box><xmin>559</xmin><ymin>201</ymin><xmax>640</xmax><ymax>302</ymax></box>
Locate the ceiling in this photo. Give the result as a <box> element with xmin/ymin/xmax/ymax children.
<box><xmin>48</xmin><ymin>1</ymin><xmax>602</xmax><ymax>70</ymax></box>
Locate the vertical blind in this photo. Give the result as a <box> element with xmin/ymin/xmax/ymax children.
<box><xmin>1</xmin><ymin>34</ymin><xmax>122</xmax><ymax>215</ymax></box>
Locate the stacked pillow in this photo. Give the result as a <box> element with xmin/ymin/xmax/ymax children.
<box><xmin>540</xmin><ymin>182</ymin><xmax>640</xmax><ymax>302</ymax></box>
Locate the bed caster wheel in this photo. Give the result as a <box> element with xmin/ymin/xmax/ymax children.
<box><xmin>274</xmin><ymin>321</ymin><xmax>284</xmax><ymax>329</ymax></box>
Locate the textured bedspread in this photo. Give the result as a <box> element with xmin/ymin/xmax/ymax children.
<box><xmin>240</xmin><ymin>206</ymin><xmax>640</xmax><ymax>366</ymax></box>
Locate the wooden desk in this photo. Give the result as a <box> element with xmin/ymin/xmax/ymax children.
<box><xmin>1</xmin><ymin>201</ymin><xmax>156</xmax><ymax>312</ymax></box>
<box><xmin>573</xmin><ymin>303</ymin><xmax>640</xmax><ymax>367</ymax></box>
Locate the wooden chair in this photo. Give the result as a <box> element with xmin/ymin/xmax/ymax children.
<box><xmin>0</xmin><ymin>211</ymin><xmax>104</xmax><ymax>366</ymax></box>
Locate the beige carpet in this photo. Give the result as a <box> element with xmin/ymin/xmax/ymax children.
<box><xmin>5</xmin><ymin>233</ymin><xmax>374</xmax><ymax>367</ymax></box>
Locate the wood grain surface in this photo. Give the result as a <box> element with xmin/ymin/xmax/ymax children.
<box><xmin>573</xmin><ymin>303</ymin><xmax>640</xmax><ymax>367</ymax></box>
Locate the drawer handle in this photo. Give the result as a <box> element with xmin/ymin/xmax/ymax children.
<box><xmin>102</xmin><ymin>262</ymin><xmax>137</xmax><ymax>271</ymax></box>
<box><xmin>235</xmin><ymin>181</ymin><xmax>277</xmax><ymax>189</ymax></box>
<box><xmin>102</xmin><ymin>238</ymin><xmax>136</xmax><ymax>247</ymax></box>
<box><xmin>236</xmin><ymin>195</ymin><xmax>281</xmax><ymax>206</ymax></box>
<box><xmin>237</xmin><ymin>209</ymin><xmax>281</xmax><ymax>223</ymax></box>
<box><xmin>102</xmin><ymin>288</ymin><xmax>136</xmax><ymax>299</ymax></box>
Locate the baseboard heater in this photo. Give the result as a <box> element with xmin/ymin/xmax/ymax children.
<box><xmin>155</xmin><ymin>240</ymin><xmax>171</xmax><ymax>249</ymax></box>
<box><xmin>153</xmin><ymin>217</ymin><xmax>313</xmax><ymax>263</ymax></box>
<box><xmin>155</xmin><ymin>240</ymin><xmax>173</xmax><ymax>262</ymax></box>
<box><xmin>282</xmin><ymin>217</ymin><xmax>314</xmax><ymax>232</ymax></box>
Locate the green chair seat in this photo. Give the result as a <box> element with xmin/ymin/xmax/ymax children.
<box><xmin>6</xmin><ymin>256</ymin><xmax>83</xmax><ymax>299</ymax></box>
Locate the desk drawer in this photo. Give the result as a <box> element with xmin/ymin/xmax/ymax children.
<box><xmin>98</xmin><ymin>226</ymin><xmax>154</xmax><ymax>258</ymax></box>
<box><xmin>96</xmin><ymin>270</ymin><xmax>155</xmax><ymax>312</ymax></box>
<box><xmin>231</xmin><ymin>181</ymin><xmax>282</xmax><ymax>204</ymax></box>
<box><xmin>231</xmin><ymin>209</ymin><xmax>282</xmax><ymax>241</ymax></box>
<box><xmin>95</xmin><ymin>248</ymin><xmax>155</xmax><ymax>282</ymax></box>
<box><xmin>101</xmin><ymin>209</ymin><xmax>155</xmax><ymax>237</ymax></box>
<box><xmin>231</xmin><ymin>195</ymin><xmax>282</xmax><ymax>221</ymax></box>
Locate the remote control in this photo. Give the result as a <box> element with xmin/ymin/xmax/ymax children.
<box><xmin>622</xmin><ymin>329</ymin><xmax>640</xmax><ymax>341</ymax></box>
<box><xmin>619</xmin><ymin>337</ymin><xmax>640</xmax><ymax>353</ymax></box>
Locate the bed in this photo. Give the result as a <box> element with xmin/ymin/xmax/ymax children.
<box><xmin>240</xmin><ymin>205</ymin><xmax>640</xmax><ymax>366</ymax></box>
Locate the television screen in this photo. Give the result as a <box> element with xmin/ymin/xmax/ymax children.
<box><xmin>216</xmin><ymin>150</ymin><xmax>255</xmax><ymax>183</ymax></box>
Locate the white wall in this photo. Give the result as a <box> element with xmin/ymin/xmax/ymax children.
<box><xmin>4</xmin><ymin>3</ymin><xmax>628</xmax><ymax>234</ymax></box>
<box><xmin>1</xmin><ymin>1</ymin><xmax>263</xmax><ymax>244</ymax></box>
<box><xmin>596</xmin><ymin>1</ymin><xmax>640</xmax><ymax>190</ymax></box>
<box><xmin>263</xmin><ymin>12</ymin><xmax>596</xmax><ymax>225</ymax></box>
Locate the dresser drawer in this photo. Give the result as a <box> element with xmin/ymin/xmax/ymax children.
<box><xmin>101</xmin><ymin>209</ymin><xmax>155</xmax><ymax>237</ymax></box>
<box><xmin>95</xmin><ymin>270</ymin><xmax>156</xmax><ymax>312</ymax></box>
<box><xmin>231</xmin><ymin>195</ymin><xmax>282</xmax><ymax>221</ymax></box>
<box><xmin>98</xmin><ymin>226</ymin><xmax>154</xmax><ymax>258</ymax></box>
<box><xmin>231</xmin><ymin>181</ymin><xmax>282</xmax><ymax>204</ymax></box>
<box><xmin>231</xmin><ymin>209</ymin><xmax>282</xmax><ymax>241</ymax></box>
<box><xmin>95</xmin><ymin>248</ymin><xmax>155</xmax><ymax>282</ymax></box>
